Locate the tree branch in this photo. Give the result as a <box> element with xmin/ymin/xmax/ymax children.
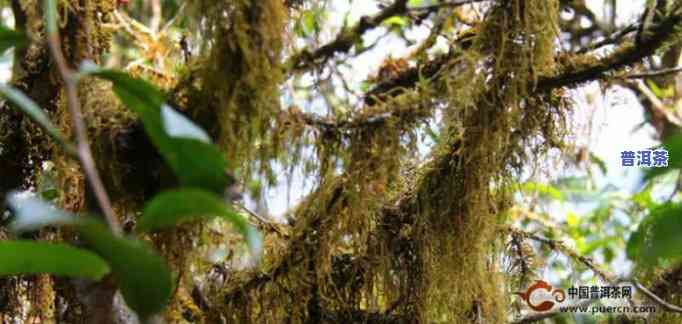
<box><xmin>409</xmin><ymin>0</ymin><xmax>490</xmax><ymax>12</ymax></box>
<box><xmin>45</xmin><ymin>4</ymin><xmax>122</xmax><ymax>235</ymax></box>
<box><xmin>292</xmin><ymin>49</ymin><xmax>454</xmax><ymax>132</ymax></box>
<box><xmin>576</xmin><ymin>23</ymin><xmax>639</xmax><ymax>54</ymax></box>
<box><xmin>633</xmin><ymin>281</ymin><xmax>682</xmax><ymax>313</ymax></box>
<box><xmin>503</xmin><ymin>227</ymin><xmax>616</xmax><ymax>283</ymax></box>
<box><xmin>291</xmin><ymin>5</ymin><xmax>682</xmax><ymax>134</ymax></box>
<box><xmin>287</xmin><ymin>0</ymin><xmax>410</xmax><ymax>72</ymax></box>
<box><xmin>624</xmin><ymin>65</ymin><xmax>682</xmax><ymax>79</ymax></box>
<box><xmin>538</xmin><ymin>5</ymin><xmax>682</xmax><ymax>90</ymax></box>
<box><xmin>190</xmin><ymin>3</ymin><xmax>682</xmax><ymax>318</ymax></box>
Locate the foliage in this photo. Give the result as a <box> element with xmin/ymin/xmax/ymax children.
<box><xmin>0</xmin><ymin>241</ymin><xmax>110</xmax><ymax>280</ymax></box>
<box><xmin>0</xmin><ymin>27</ymin><xmax>260</xmax><ymax>320</ymax></box>
<box><xmin>2</xmin><ymin>0</ymin><xmax>682</xmax><ymax>323</ymax></box>
<box><xmin>0</xmin><ymin>25</ymin><xmax>26</xmax><ymax>54</ymax></box>
<box><xmin>629</xmin><ymin>135</ymin><xmax>682</xmax><ymax>268</ymax></box>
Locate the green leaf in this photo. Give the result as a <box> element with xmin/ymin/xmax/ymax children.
<box><xmin>78</xmin><ymin>221</ymin><xmax>173</xmax><ymax>320</ymax></box>
<box><xmin>633</xmin><ymin>183</ymin><xmax>657</xmax><ymax>210</ymax></box>
<box><xmin>137</xmin><ymin>188</ymin><xmax>262</xmax><ymax>257</ymax></box>
<box><xmin>628</xmin><ymin>203</ymin><xmax>682</xmax><ymax>266</ymax></box>
<box><xmin>0</xmin><ymin>84</ymin><xmax>75</xmax><ymax>156</ymax></box>
<box><xmin>0</xmin><ymin>241</ymin><xmax>110</xmax><ymax>280</ymax></box>
<box><xmin>6</xmin><ymin>194</ymin><xmax>172</xmax><ymax>319</ymax></box>
<box><xmin>161</xmin><ymin>138</ymin><xmax>230</xmax><ymax>192</ymax></box>
<box><xmin>626</xmin><ymin>228</ymin><xmax>643</xmax><ymax>261</ymax></box>
<box><xmin>603</xmin><ymin>247</ymin><xmax>615</xmax><ymax>263</ymax></box>
<box><xmin>82</xmin><ymin>67</ymin><xmax>230</xmax><ymax>193</ymax></box>
<box><xmin>0</xmin><ymin>26</ymin><xmax>27</xmax><ymax>53</ymax></box>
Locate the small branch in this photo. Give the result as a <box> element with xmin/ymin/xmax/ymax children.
<box><xmin>45</xmin><ymin>5</ymin><xmax>122</xmax><ymax>235</ymax></box>
<box><xmin>503</xmin><ymin>227</ymin><xmax>615</xmax><ymax>283</ymax></box>
<box><xmin>631</xmin><ymin>79</ymin><xmax>682</xmax><ymax>125</ymax></box>
<box><xmin>287</xmin><ymin>0</ymin><xmax>410</xmax><ymax>72</ymax></box>
<box><xmin>538</xmin><ymin>6</ymin><xmax>682</xmax><ymax>90</ymax></box>
<box><xmin>409</xmin><ymin>0</ymin><xmax>490</xmax><ymax>12</ymax></box>
<box><xmin>235</xmin><ymin>203</ymin><xmax>288</xmax><ymax>237</ymax></box>
<box><xmin>300</xmin><ymin>110</ymin><xmax>393</xmax><ymax>132</ymax></box>
<box><xmin>624</xmin><ymin>65</ymin><xmax>682</xmax><ymax>79</ymax></box>
<box><xmin>286</xmin><ymin>0</ymin><xmax>490</xmax><ymax>73</ymax></box>
<box><xmin>632</xmin><ymin>281</ymin><xmax>682</xmax><ymax>313</ymax></box>
<box><xmin>575</xmin><ymin>23</ymin><xmax>639</xmax><ymax>54</ymax></box>
<box><xmin>150</xmin><ymin>0</ymin><xmax>162</xmax><ymax>33</ymax></box>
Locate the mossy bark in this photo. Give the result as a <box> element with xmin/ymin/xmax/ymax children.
<box><xmin>0</xmin><ymin>0</ymin><xmax>132</xmax><ymax>322</ymax></box>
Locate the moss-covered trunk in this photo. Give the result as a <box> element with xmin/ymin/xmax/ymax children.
<box><xmin>0</xmin><ymin>0</ymin><xmax>130</xmax><ymax>322</ymax></box>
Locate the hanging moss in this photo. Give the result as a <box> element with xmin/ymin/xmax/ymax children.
<box><xmin>406</xmin><ymin>0</ymin><xmax>566</xmax><ymax>322</ymax></box>
<box><xmin>188</xmin><ymin>0</ymin><xmax>287</xmax><ymax>177</ymax></box>
<box><xmin>2</xmin><ymin>0</ymin><xmax>580</xmax><ymax>321</ymax></box>
<box><xmin>201</xmin><ymin>1</ymin><xmax>571</xmax><ymax>323</ymax></box>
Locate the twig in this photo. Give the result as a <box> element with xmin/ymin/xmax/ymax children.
<box><xmin>45</xmin><ymin>1</ymin><xmax>122</xmax><ymax>235</ymax></box>
<box><xmin>150</xmin><ymin>0</ymin><xmax>162</xmax><ymax>33</ymax></box>
<box><xmin>409</xmin><ymin>0</ymin><xmax>491</xmax><ymax>12</ymax></box>
<box><xmin>503</xmin><ymin>226</ymin><xmax>615</xmax><ymax>283</ymax></box>
<box><xmin>632</xmin><ymin>281</ymin><xmax>682</xmax><ymax>313</ymax></box>
<box><xmin>236</xmin><ymin>203</ymin><xmax>288</xmax><ymax>236</ymax></box>
<box><xmin>287</xmin><ymin>0</ymin><xmax>410</xmax><ymax>71</ymax></box>
<box><xmin>624</xmin><ymin>65</ymin><xmax>682</xmax><ymax>79</ymax></box>
<box><xmin>576</xmin><ymin>23</ymin><xmax>639</xmax><ymax>54</ymax></box>
<box><xmin>631</xmin><ymin>79</ymin><xmax>682</xmax><ymax>125</ymax></box>
<box><xmin>538</xmin><ymin>8</ymin><xmax>682</xmax><ymax>90</ymax></box>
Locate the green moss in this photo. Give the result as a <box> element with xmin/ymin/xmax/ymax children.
<box><xmin>189</xmin><ymin>0</ymin><xmax>288</xmax><ymax>178</ymax></box>
<box><xmin>199</xmin><ymin>1</ymin><xmax>572</xmax><ymax>322</ymax></box>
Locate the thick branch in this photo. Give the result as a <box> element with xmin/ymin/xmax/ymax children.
<box><xmin>293</xmin><ymin>6</ymin><xmax>682</xmax><ymax>133</ymax></box>
<box><xmin>538</xmin><ymin>7</ymin><xmax>682</xmax><ymax>90</ymax></box>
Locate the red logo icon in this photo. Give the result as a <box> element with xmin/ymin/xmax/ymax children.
<box><xmin>515</xmin><ymin>280</ymin><xmax>566</xmax><ymax>312</ymax></box>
